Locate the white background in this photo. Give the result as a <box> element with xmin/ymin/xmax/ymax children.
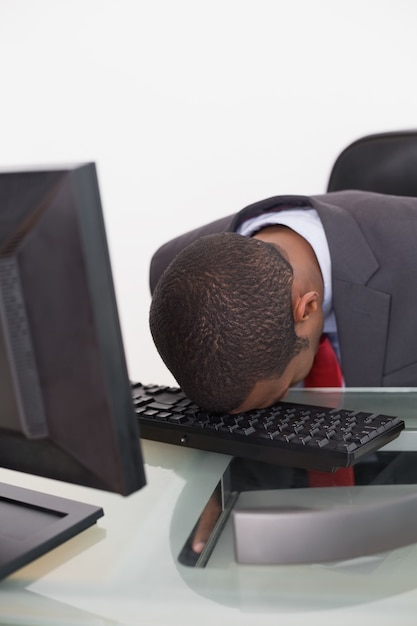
<box><xmin>0</xmin><ymin>0</ymin><xmax>416</xmax><ymax>386</ymax></box>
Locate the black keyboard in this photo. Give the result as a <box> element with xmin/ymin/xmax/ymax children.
<box><xmin>132</xmin><ymin>382</ymin><xmax>405</xmax><ymax>472</ymax></box>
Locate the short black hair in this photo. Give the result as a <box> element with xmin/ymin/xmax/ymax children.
<box><xmin>149</xmin><ymin>232</ymin><xmax>307</xmax><ymax>412</ymax></box>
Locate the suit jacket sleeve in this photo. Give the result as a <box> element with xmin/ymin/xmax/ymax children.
<box><xmin>149</xmin><ymin>214</ymin><xmax>236</xmax><ymax>293</ymax></box>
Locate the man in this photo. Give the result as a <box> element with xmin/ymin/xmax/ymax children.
<box><xmin>149</xmin><ymin>190</ymin><xmax>417</xmax><ymax>413</ymax></box>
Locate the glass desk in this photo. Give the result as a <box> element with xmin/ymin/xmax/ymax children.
<box><xmin>1</xmin><ymin>389</ymin><xmax>417</xmax><ymax>626</ymax></box>
<box><xmin>180</xmin><ymin>388</ymin><xmax>417</xmax><ymax>559</ymax></box>
<box><xmin>173</xmin><ymin>389</ymin><xmax>417</xmax><ymax>618</ymax></box>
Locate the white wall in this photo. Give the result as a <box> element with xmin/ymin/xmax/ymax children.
<box><xmin>0</xmin><ymin>0</ymin><xmax>416</xmax><ymax>386</ymax></box>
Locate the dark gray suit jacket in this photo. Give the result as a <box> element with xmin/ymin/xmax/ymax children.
<box><xmin>150</xmin><ymin>190</ymin><xmax>417</xmax><ymax>388</ymax></box>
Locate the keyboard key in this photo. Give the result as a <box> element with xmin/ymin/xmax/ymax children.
<box><xmin>236</xmin><ymin>426</ymin><xmax>256</xmax><ymax>436</ymax></box>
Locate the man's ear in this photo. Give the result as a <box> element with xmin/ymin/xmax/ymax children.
<box><xmin>293</xmin><ymin>291</ymin><xmax>320</xmax><ymax>324</ymax></box>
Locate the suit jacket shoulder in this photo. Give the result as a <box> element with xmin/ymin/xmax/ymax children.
<box><xmin>149</xmin><ymin>194</ymin><xmax>311</xmax><ymax>292</ymax></box>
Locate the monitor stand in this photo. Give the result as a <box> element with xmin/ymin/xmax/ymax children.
<box><xmin>0</xmin><ymin>481</ymin><xmax>103</xmax><ymax>580</ymax></box>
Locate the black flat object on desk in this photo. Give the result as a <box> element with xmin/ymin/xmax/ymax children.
<box><xmin>132</xmin><ymin>382</ymin><xmax>405</xmax><ymax>472</ymax></box>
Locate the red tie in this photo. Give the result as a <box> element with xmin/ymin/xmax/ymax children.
<box><xmin>304</xmin><ymin>334</ymin><xmax>343</xmax><ymax>387</ymax></box>
<box><xmin>304</xmin><ymin>334</ymin><xmax>354</xmax><ymax>487</ymax></box>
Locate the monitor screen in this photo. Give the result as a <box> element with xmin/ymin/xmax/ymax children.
<box><xmin>0</xmin><ymin>162</ymin><xmax>146</xmax><ymax>579</ymax></box>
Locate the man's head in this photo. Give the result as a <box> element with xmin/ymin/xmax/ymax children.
<box><xmin>149</xmin><ymin>232</ymin><xmax>320</xmax><ymax>413</ymax></box>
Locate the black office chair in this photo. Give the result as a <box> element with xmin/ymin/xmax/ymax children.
<box><xmin>327</xmin><ymin>130</ymin><xmax>417</xmax><ymax>196</ymax></box>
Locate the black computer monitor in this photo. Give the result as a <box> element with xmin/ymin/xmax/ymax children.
<box><xmin>0</xmin><ymin>162</ymin><xmax>146</xmax><ymax>579</ymax></box>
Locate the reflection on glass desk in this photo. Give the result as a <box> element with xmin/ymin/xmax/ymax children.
<box><xmin>179</xmin><ymin>389</ymin><xmax>417</xmax><ymax>568</ymax></box>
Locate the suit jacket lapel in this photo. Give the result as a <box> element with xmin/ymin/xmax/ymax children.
<box><xmin>311</xmin><ymin>197</ymin><xmax>390</xmax><ymax>386</ymax></box>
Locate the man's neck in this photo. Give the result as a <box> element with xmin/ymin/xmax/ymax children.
<box><xmin>253</xmin><ymin>224</ymin><xmax>324</xmax><ymax>299</ymax></box>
